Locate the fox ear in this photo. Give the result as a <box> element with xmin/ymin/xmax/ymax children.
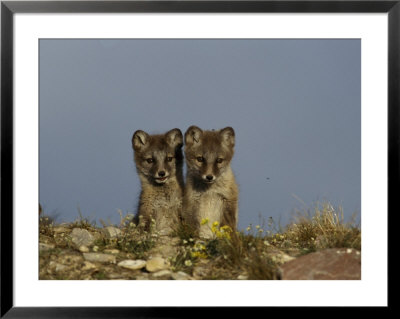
<box><xmin>220</xmin><ymin>127</ymin><xmax>235</xmax><ymax>147</ymax></box>
<box><xmin>132</xmin><ymin>130</ymin><xmax>149</xmax><ymax>151</ymax></box>
<box><xmin>185</xmin><ymin>126</ymin><xmax>203</xmax><ymax>145</ymax></box>
<box><xmin>165</xmin><ymin>128</ymin><xmax>183</xmax><ymax>148</ymax></box>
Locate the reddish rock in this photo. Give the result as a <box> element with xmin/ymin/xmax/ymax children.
<box><xmin>280</xmin><ymin>248</ymin><xmax>361</xmax><ymax>280</ymax></box>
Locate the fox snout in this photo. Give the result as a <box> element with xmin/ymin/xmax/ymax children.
<box><xmin>154</xmin><ymin>169</ymin><xmax>170</xmax><ymax>183</ymax></box>
<box><xmin>158</xmin><ymin>170</ymin><xmax>166</xmax><ymax>177</ymax></box>
<box><xmin>203</xmin><ymin>174</ymin><xmax>215</xmax><ymax>183</ymax></box>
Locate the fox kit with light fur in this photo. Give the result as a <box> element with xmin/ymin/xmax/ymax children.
<box><xmin>132</xmin><ymin>128</ymin><xmax>184</xmax><ymax>235</ymax></box>
<box><xmin>183</xmin><ymin>126</ymin><xmax>239</xmax><ymax>238</ymax></box>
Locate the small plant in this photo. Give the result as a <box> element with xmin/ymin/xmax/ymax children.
<box><xmin>115</xmin><ymin>216</ymin><xmax>158</xmax><ymax>259</ymax></box>
<box><xmin>196</xmin><ymin>219</ymin><xmax>281</xmax><ymax>280</ymax></box>
<box><xmin>169</xmin><ymin>242</ymin><xmax>196</xmax><ymax>273</ymax></box>
<box><xmin>39</xmin><ymin>215</ymin><xmax>55</xmax><ymax>237</ymax></box>
<box><xmin>171</xmin><ymin>220</ymin><xmax>197</xmax><ymax>242</ymax></box>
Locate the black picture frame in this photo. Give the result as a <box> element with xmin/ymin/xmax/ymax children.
<box><xmin>1</xmin><ymin>0</ymin><xmax>395</xmax><ymax>317</ymax></box>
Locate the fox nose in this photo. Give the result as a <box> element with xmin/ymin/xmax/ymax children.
<box><xmin>206</xmin><ymin>175</ymin><xmax>214</xmax><ymax>181</ymax></box>
<box><xmin>158</xmin><ymin>171</ymin><xmax>166</xmax><ymax>177</ymax></box>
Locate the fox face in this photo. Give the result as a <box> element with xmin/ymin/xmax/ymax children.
<box><xmin>132</xmin><ymin>128</ymin><xmax>183</xmax><ymax>185</ymax></box>
<box><xmin>184</xmin><ymin>126</ymin><xmax>235</xmax><ymax>184</ymax></box>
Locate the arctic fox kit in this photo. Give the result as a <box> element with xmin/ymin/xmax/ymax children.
<box><xmin>132</xmin><ymin>128</ymin><xmax>184</xmax><ymax>235</ymax></box>
<box><xmin>183</xmin><ymin>126</ymin><xmax>239</xmax><ymax>238</ymax></box>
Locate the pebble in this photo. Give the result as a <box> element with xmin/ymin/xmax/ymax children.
<box><xmin>78</xmin><ymin>245</ymin><xmax>90</xmax><ymax>253</ymax></box>
<box><xmin>82</xmin><ymin>261</ymin><xmax>97</xmax><ymax>271</ymax></box>
<box><xmin>118</xmin><ymin>260</ymin><xmax>146</xmax><ymax>270</ymax></box>
<box><xmin>83</xmin><ymin>253</ymin><xmax>116</xmax><ymax>264</ymax></box>
<box><xmin>49</xmin><ymin>261</ymin><xmax>67</xmax><ymax>272</ymax></box>
<box><xmin>102</xmin><ymin>226</ymin><xmax>122</xmax><ymax>238</ymax></box>
<box><xmin>70</xmin><ymin>228</ymin><xmax>95</xmax><ymax>247</ymax></box>
<box><xmin>145</xmin><ymin>257</ymin><xmax>168</xmax><ymax>272</ymax></box>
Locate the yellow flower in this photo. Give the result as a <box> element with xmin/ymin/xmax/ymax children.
<box><xmin>219</xmin><ymin>225</ymin><xmax>233</xmax><ymax>239</ymax></box>
<box><xmin>191</xmin><ymin>251</ymin><xmax>208</xmax><ymax>259</ymax></box>
<box><xmin>220</xmin><ymin>225</ymin><xmax>232</xmax><ymax>233</ymax></box>
<box><xmin>201</xmin><ymin>218</ymin><xmax>209</xmax><ymax>225</ymax></box>
<box><xmin>194</xmin><ymin>243</ymin><xmax>206</xmax><ymax>251</ymax></box>
<box><xmin>211</xmin><ymin>221</ymin><xmax>219</xmax><ymax>234</ymax></box>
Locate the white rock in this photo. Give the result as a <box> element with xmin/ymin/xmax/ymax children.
<box><xmin>145</xmin><ymin>257</ymin><xmax>168</xmax><ymax>272</ymax></box>
<box><xmin>172</xmin><ymin>271</ymin><xmax>192</xmax><ymax>280</ymax></box>
<box><xmin>118</xmin><ymin>260</ymin><xmax>146</xmax><ymax>270</ymax></box>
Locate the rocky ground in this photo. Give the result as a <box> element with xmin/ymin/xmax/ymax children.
<box><xmin>40</xmin><ymin>225</ymin><xmax>200</xmax><ymax>280</ymax></box>
<box><xmin>39</xmin><ymin>221</ymin><xmax>361</xmax><ymax>280</ymax></box>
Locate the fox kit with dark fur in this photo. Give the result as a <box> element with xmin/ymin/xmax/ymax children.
<box><xmin>132</xmin><ymin>128</ymin><xmax>184</xmax><ymax>235</ymax></box>
<box><xmin>183</xmin><ymin>126</ymin><xmax>239</xmax><ymax>238</ymax></box>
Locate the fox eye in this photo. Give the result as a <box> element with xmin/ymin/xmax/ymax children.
<box><xmin>167</xmin><ymin>156</ymin><xmax>173</xmax><ymax>162</ymax></box>
<box><xmin>216</xmin><ymin>158</ymin><xmax>224</xmax><ymax>164</ymax></box>
<box><xmin>146</xmin><ymin>158</ymin><xmax>154</xmax><ymax>164</ymax></box>
<box><xmin>196</xmin><ymin>156</ymin><xmax>204</xmax><ymax>163</ymax></box>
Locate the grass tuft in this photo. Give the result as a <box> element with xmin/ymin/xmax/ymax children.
<box><xmin>270</xmin><ymin>202</ymin><xmax>361</xmax><ymax>253</ymax></box>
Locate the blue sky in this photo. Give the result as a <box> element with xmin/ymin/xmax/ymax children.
<box><xmin>39</xmin><ymin>39</ymin><xmax>361</xmax><ymax>230</ymax></box>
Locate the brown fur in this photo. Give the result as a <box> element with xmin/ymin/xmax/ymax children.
<box><xmin>132</xmin><ymin>128</ymin><xmax>184</xmax><ymax>235</ymax></box>
<box><xmin>183</xmin><ymin>126</ymin><xmax>239</xmax><ymax>238</ymax></box>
